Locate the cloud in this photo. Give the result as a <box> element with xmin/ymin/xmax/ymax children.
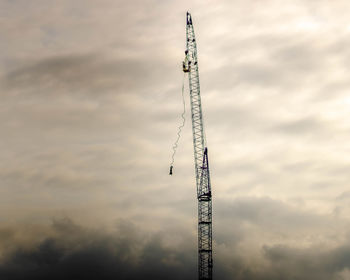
<box><xmin>0</xmin><ymin>218</ymin><xmax>196</xmax><ymax>280</ymax></box>
<box><xmin>261</xmin><ymin>243</ymin><xmax>350</xmax><ymax>280</ymax></box>
<box><xmin>1</xmin><ymin>53</ymin><xmax>157</xmax><ymax>96</ymax></box>
<box><xmin>1</xmin><ymin>199</ymin><xmax>350</xmax><ymax>280</ymax></box>
<box><xmin>208</xmin><ymin>196</ymin><xmax>350</xmax><ymax>279</ymax></box>
<box><xmin>3</xmin><ymin>1</ymin><xmax>350</xmax><ymax>279</ymax></box>
<box><xmin>270</xmin><ymin>117</ymin><xmax>329</xmax><ymax>136</ymax></box>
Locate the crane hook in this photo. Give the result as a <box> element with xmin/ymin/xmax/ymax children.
<box><xmin>169</xmin><ymin>165</ymin><xmax>173</xmax><ymax>175</ymax></box>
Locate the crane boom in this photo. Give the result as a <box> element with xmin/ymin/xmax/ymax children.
<box><xmin>184</xmin><ymin>12</ymin><xmax>213</xmax><ymax>280</ymax></box>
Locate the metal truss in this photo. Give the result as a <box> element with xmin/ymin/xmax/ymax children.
<box><xmin>185</xmin><ymin>12</ymin><xmax>213</xmax><ymax>280</ymax></box>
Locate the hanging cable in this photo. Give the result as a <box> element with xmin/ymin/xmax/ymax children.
<box><xmin>169</xmin><ymin>73</ymin><xmax>186</xmax><ymax>175</ymax></box>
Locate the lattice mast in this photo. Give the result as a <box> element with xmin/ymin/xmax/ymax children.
<box><xmin>184</xmin><ymin>12</ymin><xmax>213</xmax><ymax>280</ymax></box>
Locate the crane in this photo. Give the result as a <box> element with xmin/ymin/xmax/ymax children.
<box><xmin>184</xmin><ymin>12</ymin><xmax>213</xmax><ymax>280</ymax></box>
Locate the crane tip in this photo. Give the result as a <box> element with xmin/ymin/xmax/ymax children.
<box><xmin>186</xmin><ymin>12</ymin><xmax>192</xmax><ymax>25</ymax></box>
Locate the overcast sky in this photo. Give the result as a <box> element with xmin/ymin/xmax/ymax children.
<box><xmin>2</xmin><ymin>0</ymin><xmax>350</xmax><ymax>279</ymax></box>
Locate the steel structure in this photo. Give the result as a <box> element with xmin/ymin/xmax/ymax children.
<box><xmin>184</xmin><ymin>12</ymin><xmax>213</xmax><ymax>280</ymax></box>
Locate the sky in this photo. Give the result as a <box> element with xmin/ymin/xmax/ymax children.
<box><xmin>2</xmin><ymin>0</ymin><xmax>350</xmax><ymax>279</ymax></box>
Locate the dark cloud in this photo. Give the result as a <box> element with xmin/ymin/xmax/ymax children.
<box><xmin>261</xmin><ymin>244</ymin><xmax>350</xmax><ymax>280</ymax></box>
<box><xmin>1</xmin><ymin>215</ymin><xmax>349</xmax><ymax>280</ymax></box>
<box><xmin>0</xmin><ymin>218</ymin><xmax>196</xmax><ymax>280</ymax></box>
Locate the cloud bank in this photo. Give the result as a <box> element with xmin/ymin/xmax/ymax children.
<box><xmin>2</xmin><ymin>0</ymin><xmax>350</xmax><ymax>279</ymax></box>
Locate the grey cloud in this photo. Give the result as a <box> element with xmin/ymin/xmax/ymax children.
<box><xmin>0</xmin><ymin>218</ymin><xmax>197</xmax><ymax>280</ymax></box>
<box><xmin>205</xmin><ymin>31</ymin><xmax>347</xmax><ymax>94</ymax></box>
<box><xmin>336</xmin><ymin>191</ymin><xmax>350</xmax><ymax>201</ymax></box>
<box><xmin>213</xmin><ymin>197</ymin><xmax>350</xmax><ymax>280</ymax></box>
<box><xmin>261</xmin><ymin>244</ymin><xmax>350</xmax><ymax>280</ymax></box>
<box><xmin>270</xmin><ymin>117</ymin><xmax>328</xmax><ymax>136</ymax></box>
<box><xmin>2</xmin><ymin>53</ymin><xmax>152</xmax><ymax>95</ymax></box>
<box><xmin>272</xmin><ymin>41</ymin><xmax>324</xmax><ymax>72</ymax></box>
<box><xmin>215</xmin><ymin>197</ymin><xmax>331</xmax><ymax>240</ymax></box>
<box><xmin>314</xmin><ymin>80</ymin><xmax>350</xmax><ymax>101</ymax></box>
<box><xmin>2</xmin><ymin>216</ymin><xmax>350</xmax><ymax>280</ymax></box>
<box><xmin>3</xmin><ymin>1</ymin><xmax>350</xmax><ymax>280</ymax></box>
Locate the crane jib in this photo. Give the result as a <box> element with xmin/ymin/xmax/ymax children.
<box><xmin>185</xmin><ymin>12</ymin><xmax>213</xmax><ymax>280</ymax></box>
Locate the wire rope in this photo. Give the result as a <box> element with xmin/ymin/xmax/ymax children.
<box><xmin>169</xmin><ymin>73</ymin><xmax>186</xmax><ymax>175</ymax></box>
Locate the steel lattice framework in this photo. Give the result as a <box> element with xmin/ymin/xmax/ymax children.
<box><xmin>185</xmin><ymin>12</ymin><xmax>213</xmax><ymax>280</ymax></box>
